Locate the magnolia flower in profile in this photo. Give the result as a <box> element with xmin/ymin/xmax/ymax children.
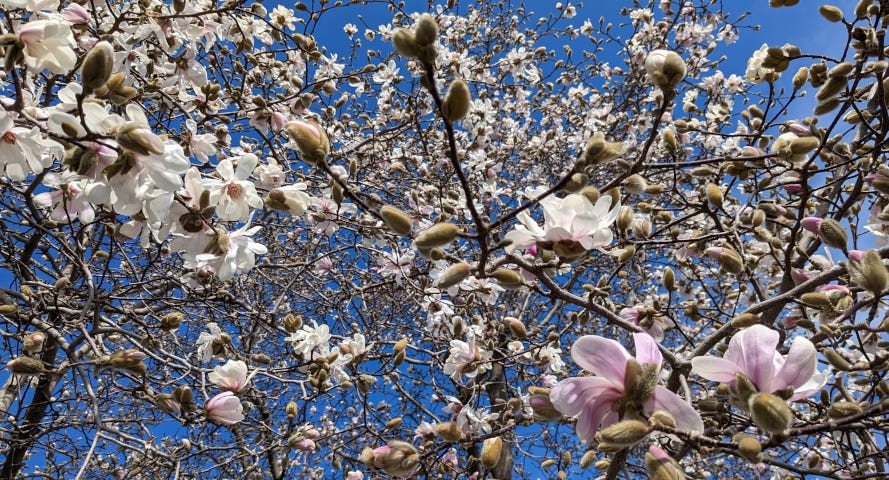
<box><xmin>16</xmin><ymin>18</ymin><xmax>77</xmax><ymax>74</ymax></box>
<box><xmin>550</xmin><ymin>333</ymin><xmax>703</xmax><ymax>443</ymax></box>
<box><xmin>505</xmin><ymin>190</ymin><xmax>620</xmax><ymax>261</ymax></box>
<box><xmin>288</xmin><ymin>321</ymin><xmax>331</xmax><ymax>359</ymax></box>
<box><xmin>209</xmin><ymin>359</ymin><xmax>254</xmax><ymax>392</ymax></box>
<box><xmin>691</xmin><ymin>324</ymin><xmax>825</xmax><ymax>402</ymax></box>
<box><xmin>205</xmin><ymin>391</ymin><xmax>245</xmax><ymax>425</ymax></box>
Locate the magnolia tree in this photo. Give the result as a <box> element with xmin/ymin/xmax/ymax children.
<box><xmin>1</xmin><ymin>0</ymin><xmax>888</xmax><ymax>478</ymax></box>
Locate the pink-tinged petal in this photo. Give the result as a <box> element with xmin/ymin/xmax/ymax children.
<box><xmin>571</xmin><ymin>335</ymin><xmax>631</xmax><ymax>385</ymax></box>
<box><xmin>575</xmin><ymin>391</ymin><xmax>623</xmax><ymax>444</ymax></box>
<box><xmin>800</xmin><ymin>217</ymin><xmax>823</xmax><ymax>233</ymax></box>
<box><xmin>550</xmin><ymin>377</ymin><xmax>619</xmax><ymax>417</ymax></box>
<box><xmin>690</xmin><ymin>356</ymin><xmax>741</xmax><ymax>383</ymax></box>
<box><xmin>633</xmin><ymin>332</ymin><xmax>662</xmax><ymax>367</ymax></box>
<box><xmin>789</xmin><ymin>372</ymin><xmax>826</xmax><ymax>401</ymax></box>
<box><xmin>772</xmin><ymin>336</ymin><xmax>817</xmax><ymax>392</ymax></box>
<box><xmin>724</xmin><ymin>325</ymin><xmax>779</xmax><ymax>393</ymax></box>
<box><xmin>648</xmin><ymin>386</ymin><xmax>704</xmax><ymax>433</ymax></box>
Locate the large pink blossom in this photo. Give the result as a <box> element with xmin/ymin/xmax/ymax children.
<box><xmin>691</xmin><ymin>325</ymin><xmax>824</xmax><ymax>401</ymax></box>
<box><xmin>550</xmin><ymin>333</ymin><xmax>703</xmax><ymax>443</ymax></box>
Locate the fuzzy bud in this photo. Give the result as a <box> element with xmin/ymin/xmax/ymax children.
<box><xmin>380</xmin><ymin>205</ymin><xmax>413</xmax><ymax>235</ymax></box>
<box><xmin>818</xmin><ymin>218</ymin><xmax>848</xmax><ymax>249</ymax></box>
<box><xmin>436</xmin><ymin>421</ymin><xmax>463</xmax><ymax>442</ymax></box>
<box><xmin>705</xmin><ymin>183</ymin><xmax>723</xmax><ymax>208</ymax></box>
<box><xmin>174</xmin><ymin>385</ymin><xmax>194</xmax><ymax>405</ymax></box>
<box><xmin>286</xmin><ymin>400</ymin><xmax>298</xmax><ymax>419</ymax></box>
<box><xmin>415</xmin><ymin>223</ymin><xmax>460</xmax><ymax>249</ymax></box>
<box><xmin>392</xmin><ymin>28</ymin><xmax>420</xmax><ymax>58</ymax></box>
<box><xmin>155</xmin><ymin>393</ymin><xmax>181</xmax><ymax>415</ymax></box>
<box><xmin>373</xmin><ymin>441</ymin><xmax>419</xmax><ymax>477</ymax></box>
<box><xmin>22</xmin><ymin>332</ymin><xmax>46</xmax><ymax>354</ymax></box>
<box><xmin>792</xmin><ymin>66</ymin><xmax>809</xmax><ymax>89</ymax></box>
<box><xmin>596</xmin><ymin>420</ymin><xmax>650</xmax><ymax>452</ymax></box>
<box><xmin>731</xmin><ymin>313</ymin><xmax>760</xmax><ymax>329</ymax></box>
<box><xmin>529</xmin><ymin>386</ymin><xmax>562</xmax><ymax>421</ymax></box>
<box><xmin>481</xmin><ymin>436</ymin><xmax>503</xmax><ymax>468</ymax></box>
<box><xmin>110</xmin><ymin>349</ymin><xmax>148</xmax><ymax>369</ymax></box>
<box><xmin>828</xmin><ymin>401</ymin><xmax>864</xmax><ymax>419</ymax></box>
<box><xmin>648</xmin><ymin>410</ymin><xmax>676</xmax><ymax>429</ymax></box>
<box><xmin>492</xmin><ymin>268</ymin><xmax>524</xmax><ymax>290</ymax></box>
<box><xmin>645</xmin><ymin>445</ymin><xmax>684</xmax><ymax>480</ymax></box>
<box><xmin>583</xmin><ymin>133</ymin><xmax>623</xmax><ymax>164</ymax></box>
<box><xmin>284</xmin><ymin>314</ymin><xmax>303</xmax><ymax>333</ymax></box>
<box><xmin>81</xmin><ymin>41</ymin><xmax>114</xmax><ymax>91</ymax></box>
<box><xmin>789</xmin><ymin>136</ymin><xmax>820</xmax><ymax>154</ymax></box>
<box><xmin>662</xmin><ymin>267</ymin><xmax>676</xmax><ymax>291</ymax></box>
<box><xmin>849</xmin><ymin>249</ymin><xmax>888</xmax><ymax>295</ymax></box>
<box><xmin>286</xmin><ymin>120</ymin><xmax>329</xmax><ymax>164</ymax></box>
<box><xmin>819</xmin><ymin>5</ymin><xmax>844</xmax><ymax>22</ymax></box>
<box><xmin>623</xmin><ymin>174</ymin><xmax>648</xmax><ymax>195</ymax></box>
<box><xmin>736</xmin><ymin>435</ymin><xmax>762</xmax><ymax>462</ymax></box>
<box><xmin>441</xmin><ymin>79</ymin><xmax>471</xmax><ymax>122</ymax></box>
<box><xmin>617</xmin><ymin>205</ymin><xmax>634</xmax><ymax>231</ymax></box>
<box><xmin>414</xmin><ymin>14</ymin><xmax>438</xmax><ymax>46</ymax></box>
<box><xmin>579</xmin><ymin>450</ymin><xmax>597</xmax><ymax>469</ymax></box>
<box><xmin>824</xmin><ymin>349</ymin><xmax>852</xmax><ymax>370</ymax></box>
<box><xmin>116</xmin><ymin>123</ymin><xmax>166</xmax><ymax>156</ymax></box>
<box><xmin>749</xmin><ymin>392</ymin><xmax>794</xmax><ymax>434</ymax></box>
<box><xmin>160</xmin><ymin>312</ymin><xmax>183</xmax><ymax>330</ymax></box>
<box><xmin>705</xmin><ymin>247</ymin><xmax>744</xmax><ymax>274</ymax></box>
<box><xmin>6</xmin><ymin>357</ymin><xmax>47</xmax><ymax>375</ymax></box>
<box><xmin>437</xmin><ymin>262</ymin><xmax>471</xmax><ymax>289</ymax></box>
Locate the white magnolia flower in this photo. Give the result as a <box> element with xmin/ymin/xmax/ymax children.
<box><xmin>443</xmin><ymin>332</ymin><xmax>492</xmax><ymax>380</ymax></box>
<box><xmin>17</xmin><ymin>17</ymin><xmax>77</xmax><ymax>74</ymax></box>
<box><xmin>504</xmin><ymin>189</ymin><xmax>620</xmax><ymax>260</ymax></box>
<box><xmin>205</xmin><ymin>154</ymin><xmax>263</xmax><ymax>222</ymax></box>
<box><xmin>32</xmin><ymin>175</ymin><xmax>94</xmax><ymax>223</ymax></box>
<box><xmin>288</xmin><ymin>321</ymin><xmax>331</xmax><ymax>359</ymax></box>
<box><xmin>195</xmin><ymin>221</ymin><xmax>268</xmax><ymax>281</ymax></box>
<box><xmin>0</xmin><ymin>110</ymin><xmax>53</xmax><ymax>181</ymax></box>
<box><xmin>196</xmin><ymin>322</ymin><xmax>227</xmax><ymax>363</ymax></box>
<box><xmin>208</xmin><ymin>359</ymin><xmax>254</xmax><ymax>392</ymax></box>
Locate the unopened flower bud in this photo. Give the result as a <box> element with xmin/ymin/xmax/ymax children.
<box><xmin>731</xmin><ymin>373</ymin><xmax>759</xmax><ymax>405</ymax></box>
<box><xmin>155</xmin><ymin>393</ymin><xmax>181</xmax><ymax>415</ymax></box>
<box><xmin>492</xmin><ymin>268</ymin><xmax>524</xmax><ymax>290</ymax></box>
<box><xmin>441</xmin><ymin>79</ymin><xmax>471</xmax><ymax>122</ymax></box>
<box><xmin>819</xmin><ymin>5</ymin><xmax>844</xmax><ymax>22</ymax></box>
<box><xmin>648</xmin><ymin>410</ymin><xmax>676</xmax><ymax>429</ymax></box>
<box><xmin>81</xmin><ymin>41</ymin><xmax>114</xmax><ymax>91</ymax></box>
<box><xmin>579</xmin><ymin>450</ymin><xmax>597</xmax><ymax>469</ymax></box>
<box><xmin>481</xmin><ymin>436</ymin><xmax>503</xmax><ymax>468</ymax></box>
<box><xmin>792</xmin><ymin>66</ymin><xmax>809</xmax><ymax>89</ymax></box>
<box><xmin>436</xmin><ymin>421</ymin><xmax>463</xmax><ymax>442</ymax></box>
<box><xmin>22</xmin><ymin>332</ymin><xmax>46</xmax><ymax>354</ymax></box>
<box><xmin>849</xmin><ymin>249</ymin><xmax>888</xmax><ymax>295</ymax></box>
<box><xmin>392</xmin><ymin>28</ymin><xmax>420</xmax><ymax>58</ymax></box>
<box><xmin>414</xmin><ymin>14</ymin><xmax>438</xmax><ymax>46</ymax></box>
<box><xmin>160</xmin><ymin>312</ymin><xmax>183</xmax><ymax>330</ymax></box>
<box><xmin>705</xmin><ymin>183</ymin><xmax>723</xmax><ymax>208</ymax></box>
<box><xmin>380</xmin><ymin>205</ymin><xmax>413</xmax><ymax>235</ymax></box>
<box><xmin>415</xmin><ymin>223</ymin><xmax>460</xmax><ymax>249</ymax></box>
<box><xmin>731</xmin><ymin>313</ymin><xmax>760</xmax><ymax>329</ymax></box>
<box><xmin>645</xmin><ymin>445</ymin><xmax>684</xmax><ymax>480</ymax></box>
<box><xmin>286</xmin><ymin>120</ymin><xmax>329</xmax><ymax>164</ymax></box>
<box><xmin>285</xmin><ymin>400</ymin><xmax>298</xmax><ymax>419</ymax></box>
<box><xmin>662</xmin><ymin>267</ymin><xmax>676</xmax><ymax>291</ymax></box>
<box><xmin>623</xmin><ymin>174</ymin><xmax>648</xmax><ymax>195</ymax></box>
<box><xmin>736</xmin><ymin>435</ymin><xmax>762</xmax><ymax>462</ymax></box>
<box><xmin>116</xmin><ymin>123</ymin><xmax>166</xmax><ymax>156</ymax></box>
<box><xmin>824</xmin><ymin>349</ymin><xmax>852</xmax><ymax>370</ymax></box>
<box><xmin>6</xmin><ymin>357</ymin><xmax>47</xmax><ymax>375</ymax></box>
<box><xmin>596</xmin><ymin>420</ymin><xmax>650</xmax><ymax>452</ymax></box>
<box><xmin>385</xmin><ymin>417</ymin><xmax>403</xmax><ymax>430</ymax></box>
<box><xmin>529</xmin><ymin>386</ymin><xmax>562</xmax><ymax>421</ymax></box>
<box><xmin>284</xmin><ymin>314</ymin><xmax>302</xmax><ymax>333</ymax></box>
<box><xmin>828</xmin><ymin>401</ymin><xmax>864</xmax><ymax>418</ymax></box>
<box><xmin>816</xmin><ymin>218</ymin><xmax>848</xmax><ymax>249</ymax></box>
<box><xmin>437</xmin><ymin>262</ymin><xmax>471</xmax><ymax>289</ymax></box>
<box><xmin>110</xmin><ymin>349</ymin><xmax>148</xmax><ymax>369</ymax></box>
<box><xmin>705</xmin><ymin>247</ymin><xmax>745</xmax><ymax>274</ymax></box>
<box><xmin>749</xmin><ymin>392</ymin><xmax>793</xmax><ymax>434</ymax></box>
<box><xmin>617</xmin><ymin>205</ymin><xmax>633</xmax><ymax>231</ymax></box>
<box><xmin>373</xmin><ymin>441</ymin><xmax>419</xmax><ymax>477</ymax></box>
<box><xmin>173</xmin><ymin>385</ymin><xmax>194</xmax><ymax>405</ymax></box>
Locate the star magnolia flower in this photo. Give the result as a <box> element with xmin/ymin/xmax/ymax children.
<box><xmin>205</xmin><ymin>154</ymin><xmax>263</xmax><ymax>222</ymax></box>
<box><xmin>505</xmin><ymin>190</ymin><xmax>620</xmax><ymax>260</ymax></box>
<box><xmin>205</xmin><ymin>391</ymin><xmax>245</xmax><ymax>425</ymax></box>
<box><xmin>195</xmin><ymin>219</ymin><xmax>268</xmax><ymax>281</ymax></box>
<box><xmin>208</xmin><ymin>359</ymin><xmax>254</xmax><ymax>392</ymax></box>
<box><xmin>691</xmin><ymin>324</ymin><xmax>825</xmax><ymax>401</ymax></box>
<box><xmin>550</xmin><ymin>333</ymin><xmax>703</xmax><ymax>444</ymax></box>
<box><xmin>16</xmin><ymin>18</ymin><xmax>77</xmax><ymax>74</ymax></box>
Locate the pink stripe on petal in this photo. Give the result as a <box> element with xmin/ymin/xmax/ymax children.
<box><xmin>633</xmin><ymin>332</ymin><xmax>662</xmax><ymax>367</ymax></box>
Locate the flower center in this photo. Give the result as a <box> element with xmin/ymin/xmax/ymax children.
<box><xmin>225</xmin><ymin>182</ymin><xmax>243</xmax><ymax>199</ymax></box>
<box><xmin>2</xmin><ymin>131</ymin><xmax>16</xmax><ymax>144</ymax></box>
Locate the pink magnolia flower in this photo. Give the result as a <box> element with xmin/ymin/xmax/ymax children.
<box><xmin>205</xmin><ymin>391</ymin><xmax>245</xmax><ymax>425</ymax></box>
<box><xmin>505</xmin><ymin>189</ymin><xmax>620</xmax><ymax>260</ymax></box>
<box><xmin>208</xmin><ymin>359</ymin><xmax>253</xmax><ymax>392</ymax></box>
<box><xmin>550</xmin><ymin>333</ymin><xmax>703</xmax><ymax>443</ymax></box>
<box><xmin>691</xmin><ymin>324</ymin><xmax>825</xmax><ymax>401</ymax></box>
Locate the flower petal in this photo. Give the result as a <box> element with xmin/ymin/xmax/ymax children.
<box><xmin>633</xmin><ymin>332</ymin><xmax>662</xmax><ymax>367</ymax></box>
<box><xmin>649</xmin><ymin>386</ymin><xmax>704</xmax><ymax>433</ymax></box>
<box><xmin>725</xmin><ymin>325</ymin><xmax>779</xmax><ymax>393</ymax></box>
<box><xmin>571</xmin><ymin>335</ymin><xmax>631</xmax><ymax>385</ymax></box>
<box><xmin>772</xmin><ymin>336</ymin><xmax>817</xmax><ymax>392</ymax></box>
<box><xmin>550</xmin><ymin>376</ymin><xmax>618</xmax><ymax>416</ymax></box>
<box><xmin>690</xmin><ymin>356</ymin><xmax>742</xmax><ymax>383</ymax></box>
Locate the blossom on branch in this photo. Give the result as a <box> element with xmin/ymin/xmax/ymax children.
<box><xmin>550</xmin><ymin>333</ymin><xmax>703</xmax><ymax>443</ymax></box>
<box><xmin>691</xmin><ymin>324</ymin><xmax>825</xmax><ymax>401</ymax></box>
<box><xmin>205</xmin><ymin>391</ymin><xmax>245</xmax><ymax>425</ymax></box>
